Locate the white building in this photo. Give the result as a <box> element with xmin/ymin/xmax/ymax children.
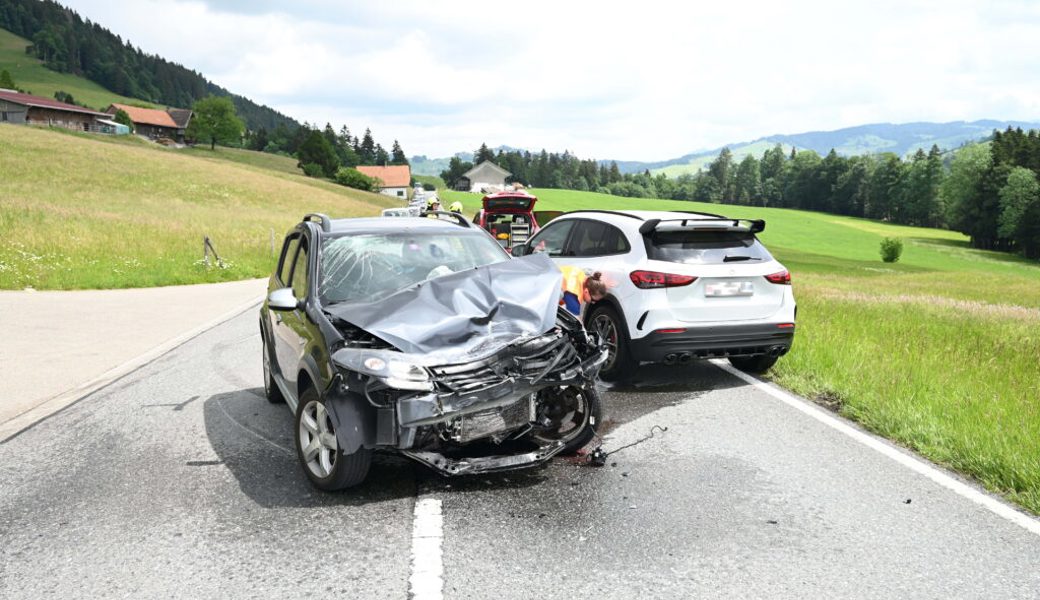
<box><xmin>355</xmin><ymin>165</ymin><xmax>412</xmax><ymax>199</ymax></box>
<box><xmin>459</xmin><ymin>161</ymin><xmax>511</xmax><ymax>193</ymax></box>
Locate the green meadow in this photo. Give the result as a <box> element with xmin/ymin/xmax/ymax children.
<box><xmin>444</xmin><ymin>187</ymin><xmax>1040</xmax><ymax>513</ymax></box>
<box><xmin>0</xmin><ymin>125</ymin><xmax>395</xmax><ymax>289</ymax></box>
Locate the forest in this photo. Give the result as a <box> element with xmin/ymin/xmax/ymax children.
<box><xmin>443</xmin><ymin>132</ymin><xmax>1040</xmax><ymax>260</ymax></box>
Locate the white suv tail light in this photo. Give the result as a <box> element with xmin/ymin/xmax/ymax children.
<box><xmin>629</xmin><ymin>270</ymin><xmax>697</xmax><ymax>289</ymax></box>
<box><xmin>764</xmin><ymin>270</ymin><xmax>791</xmax><ymax>285</ymax></box>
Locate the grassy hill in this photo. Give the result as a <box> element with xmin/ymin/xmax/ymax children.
<box><xmin>0</xmin><ymin>28</ymin><xmax>154</xmax><ymax>110</ymax></box>
<box><xmin>649</xmin><ymin>140</ymin><xmax>798</xmax><ymax>177</ymax></box>
<box><xmin>442</xmin><ymin>187</ymin><xmax>1040</xmax><ymax>514</ymax></box>
<box><xmin>0</xmin><ymin>125</ymin><xmax>397</xmax><ymax>289</ymax></box>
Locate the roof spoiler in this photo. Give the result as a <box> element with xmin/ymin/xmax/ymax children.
<box><xmin>638</xmin><ymin>217</ymin><xmax>766</xmax><ymax>236</ymax></box>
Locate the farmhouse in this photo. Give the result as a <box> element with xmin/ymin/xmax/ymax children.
<box><xmin>0</xmin><ymin>89</ymin><xmax>110</xmax><ymax>132</ymax></box>
<box><xmin>107</xmin><ymin>103</ymin><xmax>191</xmax><ymax>142</ymax></box>
<box><xmin>355</xmin><ymin>165</ymin><xmax>412</xmax><ymax>199</ymax></box>
<box><xmin>458</xmin><ymin>161</ymin><xmax>511</xmax><ymax>193</ymax></box>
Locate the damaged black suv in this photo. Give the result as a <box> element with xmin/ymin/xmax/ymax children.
<box><xmin>260</xmin><ymin>212</ymin><xmax>607</xmax><ymax>490</ymax></box>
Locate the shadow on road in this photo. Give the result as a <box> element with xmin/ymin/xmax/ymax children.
<box><xmin>202</xmin><ymin>388</ymin><xmax>417</xmax><ymax>508</ymax></box>
<box><xmin>199</xmin><ymin>360</ymin><xmax>747</xmax><ymax>503</ymax></box>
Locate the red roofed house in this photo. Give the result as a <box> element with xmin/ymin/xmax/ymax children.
<box><xmin>355</xmin><ymin>165</ymin><xmax>412</xmax><ymax>199</ymax></box>
<box><xmin>106</xmin><ymin>103</ymin><xmax>191</xmax><ymax>142</ymax></box>
<box><xmin>0</xmin><ymin>89</ymin><xmax>110</xmax><ymax>132</ymax></box>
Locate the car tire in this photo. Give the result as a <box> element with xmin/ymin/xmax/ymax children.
<box><xmin>295</xmin><ymin>387</ymin><xmax>371</xmax><ymax>491</ymax></box>
<box><xmin>587</xmin><ymin>305</ymin><xmax>636</xmax><ymax>381</ymax></box>
<box><xmin>262</xmin><ymin>335</ymin><xmax>285</xmax><ymax>404</ymax></box>
<box><xmin>728</xmin><ymin>354</ymin><xmax>780</xmax><ymax>374</ymax></box>
<box><xmin>531</xmin><ymin>385</ymin><xmax>604</xmax><ymax>456</ymax></box>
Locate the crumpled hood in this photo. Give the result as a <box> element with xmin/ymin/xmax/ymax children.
<box><xmin>325</xmin><ymin>253</ymin><xmax>562</xmax><ymax>358</ymax></box>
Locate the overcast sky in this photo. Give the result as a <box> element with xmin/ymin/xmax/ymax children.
<box><xmin>61</xmin><ymin>0</ymin><xmax>1040</xmax><ymax>161</ymax></box>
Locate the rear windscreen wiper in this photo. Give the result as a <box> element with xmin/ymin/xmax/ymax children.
<box><xmin>722</xmin><ymin>255</ymin><xmax>762</xmax><ymax>262</ymax></box>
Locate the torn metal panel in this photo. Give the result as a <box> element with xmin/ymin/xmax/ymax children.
<box><xmin>325</xmin><ymin>253</ymin><xmax>562</xmax><ymax>358</ymax></box>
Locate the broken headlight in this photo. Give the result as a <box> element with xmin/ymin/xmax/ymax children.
<box><xmin>332</xmin><ymin>348</ymin><xmax>433</xmax><ymax>391</ymax></box>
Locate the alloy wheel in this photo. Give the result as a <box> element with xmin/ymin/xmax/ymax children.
<box><xmin>591</xmin><ymin>313</ymin><xmax>618</xmax><ymax>370</ymax></box>
<box><xmin>298</xmin><ymin>400</ymin><xmax>338</xmax><ymax>478</ymax></box>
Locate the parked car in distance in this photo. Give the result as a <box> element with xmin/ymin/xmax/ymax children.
<box><xmin>260</xmin><ymin>212</ymin><xmax>606</xmax><ymax>490</ymax></box>
<box><xmin>511</xmin><ymin>210</ymin><xmax>796</xmax><ymax>379</ymax></box>
<box><xmin>471</xmin><ymin>190</ymin><xmax>562</xmax><ymax>251</ymax></box>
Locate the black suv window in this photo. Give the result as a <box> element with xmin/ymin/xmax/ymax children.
<box><xmin>570</xmin><ymin>220</ymin><xmax>630</xmax><ymax>257</ymax></box>
<box><xmin>528</xmin><ymin>220</ymin><xmax>575</xmax><ymax>256</ymax></box>
<box><xmin>289</xmin><ymin>242</ymin><xmax>309</xmax><ymax>299</ymax></box>
<box><xmin>646</xmin><ymin>230</ymin><xmax>773</xmax><ymax>265</ymax></box>
<box><xmin>278</xmin><ymin>235</ymin><xmax>300</xmax><ymax>285</ymax></box>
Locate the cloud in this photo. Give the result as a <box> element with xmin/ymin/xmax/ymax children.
<box><xmin>60</xmin><ymin>0</ymin><xmax>1040</xmax><ymax>160</ymax></box>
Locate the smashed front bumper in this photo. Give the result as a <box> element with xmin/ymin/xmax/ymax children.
<box><xmin>394</xmin><ymin>329</ymin><xmax>605</xmax><ymax>476</ymax></box>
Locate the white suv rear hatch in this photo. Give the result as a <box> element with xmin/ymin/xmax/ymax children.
<box><xmin>645</xmin><ymin>225</ymin><xmax>786</xmax><ymax>323</ymax></box>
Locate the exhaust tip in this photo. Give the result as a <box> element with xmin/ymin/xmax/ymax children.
<box><xmin>664</xmin><ymin>353</ymin><xmax>678</xmax><ymax>365</ymax></box>
<box><xmin>677</xmin><ymin>352</ymin><xmax>692</xmax><ymax>364</ymax></box>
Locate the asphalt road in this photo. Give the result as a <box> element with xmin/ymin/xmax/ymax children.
<box><xmin>1</xmin><ymin>309</ymin><xmax>1038</xmax><ymax>599</ymax></box>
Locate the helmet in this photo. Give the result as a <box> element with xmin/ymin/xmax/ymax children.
<box><xmin>426</xmin><ymin>196</ymin><xmax>441</xmax><ymax>210</ymax></box>
<box><xmin>449</xmin><ymin>201</ymin><xmax>463</xmax><ymax>213</ymax></box>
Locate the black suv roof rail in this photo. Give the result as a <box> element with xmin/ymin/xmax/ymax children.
<box><xmin>638</xmin><ymin>217</ymin><xmax>766</xmax><ymax>236</ymax></box>
<box><xmin>420</xmin><ymin>210</ymin><xmax>473</xmax><ymax>228</ymax></box>
<box><xmin>303</xmin><ymin>213</ymin><xmax>332</xmax><ymax>232</ymax></box>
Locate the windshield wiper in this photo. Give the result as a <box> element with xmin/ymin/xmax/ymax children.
<box><xmin>722</xmin><ymin>255</ymin><xmax>762</xmax><ymax>262</ymax></box>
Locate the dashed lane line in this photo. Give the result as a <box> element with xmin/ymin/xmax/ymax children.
<box><xmin>409</xmin><ymin>497</ymin><xmax>444</xmax><ymax>600</ymax></box>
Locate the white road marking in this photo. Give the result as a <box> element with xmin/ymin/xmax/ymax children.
<box><xmin>409</xmin><ymin>497</ymin><xmax>444</xmax><ymax>600</ymax></box>
<box><xmin>711</xmin><ymin>359</ymin><xmax>1040</xmax><ymax>537</ymax></box>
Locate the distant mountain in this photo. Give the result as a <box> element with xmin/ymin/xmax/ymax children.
<box><xmin>628</xmin><ymin>120</ymin><xmax>1040</xmax><ymax>176</ymax></box>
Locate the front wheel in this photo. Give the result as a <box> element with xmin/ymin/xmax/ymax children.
<box><xmin>295</xmin><ymin>388</ymin><xmax>371</xmax><ymax>491</ymax></box>
<box><xmin>587</xmin><ymin>305</ymin><xmax>636</xmax><ymax>381</ymax></box>
<box><xmin>728</xmin><ymin>354</ymin><xmax>779</xmax><ymax>374</ymax></box>
<box><xmin>531</xmin><ymin>385</ymin><xmax>603</xmax><ymax>455</ymax></box>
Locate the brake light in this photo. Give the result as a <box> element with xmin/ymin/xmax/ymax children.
<box><xmin>629</xmin><ymin>270</ymin><xmax>696</xmax><ymax>289</ymax></box>
<box><xmin>765</xmin><ymin>270</ymin><xmax>791</xmax><ymax>285</ymax></box>
<box><xmin>777</xmin><ymin>323</ymin><xmax>795</xmax><ymax>328</ymax></box>
<box><xmin>654</xmin><ymin>328</ymin><xmax>687</xmax><ymax>334</ymax></box>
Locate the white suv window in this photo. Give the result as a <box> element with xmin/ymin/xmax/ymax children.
<box><xmin>646</xmin><ymin>230</ymin><xmax>773</xmax><ymax>265</ymax></box>
<box><xmin>528</xmin><ymin>220</ymin><xmax>576</xmax><ymax>256</ymax></box>
<box><xmin>570</xmin><ymin>220</ymin><xmax>630</xmax><ymax>257</ymax></box>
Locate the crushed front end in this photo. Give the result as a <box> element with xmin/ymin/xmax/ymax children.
<box><xmin>331</xmin><ymin>308</ymin><xmax>606</xmax><ymax>476</ymax></box>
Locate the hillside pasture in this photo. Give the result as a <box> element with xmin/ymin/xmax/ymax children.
<box><xmin>0</xmin><ymin>125</ymin><xmax>395</xmax><ymax>289</ymax></box>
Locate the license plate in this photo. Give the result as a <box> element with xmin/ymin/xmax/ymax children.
<box><xmin>705</xmin><ymin>281</ymin><xmax>754</xmax><ymax>297</ymax></box>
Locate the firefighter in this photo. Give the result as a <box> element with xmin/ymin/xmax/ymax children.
<box><xmin>448</xmin><ymin>201</ymin><xmax>463</xmax><ymax>214</ymax></box>
<box><xmin>558</xmin><ymin>267</ymin><xmax>607</xmax><ymax>317</ymax></box>
<box><xmin>425</xmin><ymin>196</ymin><xmax>442</xmax><ymax>218</ymax></box>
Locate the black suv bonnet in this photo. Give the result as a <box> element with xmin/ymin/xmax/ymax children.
<box><xmin>325</xmin><ymin>253</ymin><xmax>563</xmax><ymax>356</ymax></box>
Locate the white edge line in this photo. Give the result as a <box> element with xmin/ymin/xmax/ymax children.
<box><xmin>0</xmin><ymin>295</ymin><xmax>264</xmax><ymax>440</ymax></box>
<box><xmin>410</xmin><ymin>497</ymin><xmax>444</xmax><ymax>600</ymax></box>
<box><xmin>710</xmin><ymin>359</ymin><xmax>1040</xmax><ymax>537</ymax></box>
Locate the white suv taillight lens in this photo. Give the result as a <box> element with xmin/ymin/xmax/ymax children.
<box><xmin>765</xmin><ymin>270</ymin><xmax>791</xmax><ymax>285</ymax></box>
<box><xmin>629</xmin><ymin>270</ymin><xmax>697</xmax><ymax>289</ymax></box>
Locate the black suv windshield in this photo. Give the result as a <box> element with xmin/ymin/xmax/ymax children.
<box><xmin>319</xmin><ymin>230</ymin><xmax>508</xmax><ymax>305</ymax></box>
<box><xmin>646</xmin><ymin>230</ymin><xmax>773</xmax><ymax>265</ymax></box>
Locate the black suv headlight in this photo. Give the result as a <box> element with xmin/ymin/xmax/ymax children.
<box><xmin>332</xmin><ymin>349</ymin><xmax>433</xmax><ymax>391</ymax></box>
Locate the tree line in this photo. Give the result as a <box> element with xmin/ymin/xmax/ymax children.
<box><xmin>0</xmin><ymin>0</ymin><xmax>296</xmax><ymax>131</ymax></box>
<box><xmin>444</xmin><ymin>133</ymin><xmax>1039</xmax><ymax>260</ymax></box>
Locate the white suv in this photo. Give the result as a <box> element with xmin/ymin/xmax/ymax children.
<box><xmin>512</xmin><ymin>210</ymin><xmax>796</xmax><ymax>379</ymax></box>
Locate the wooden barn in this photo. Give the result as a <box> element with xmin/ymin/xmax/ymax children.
<box><xmin>106</xmin><ymin>103</ymin><xmax>191</xmax><ymax>142</ymax></box>
<box><xmin>0</xmin><ymin>89</ymin><xmax>109</xmax><ymax>132</ymax></box>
